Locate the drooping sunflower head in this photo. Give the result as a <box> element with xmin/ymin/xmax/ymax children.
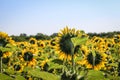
<box><xmin>56</xmin><ymin>26</ymin><xmax>87</xmax><ymax>60</ymax></box>
<box><xmin>80</xmin><ymin>50</ymin><xmax>107</xmax><ymax>70</ymax></box>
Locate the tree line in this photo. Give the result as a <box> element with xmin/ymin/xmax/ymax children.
<box><xmin>10</xmin><ymin>31</ymin><xmax>120</xmax><ymax>42</ymax></box>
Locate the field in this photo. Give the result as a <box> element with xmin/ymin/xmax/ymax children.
<box><xmin>0</xmin><ymin>27</ymin><xmax>120</xmax><ymax>80</ymax></box>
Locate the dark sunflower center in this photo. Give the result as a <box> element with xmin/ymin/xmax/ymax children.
<box><xmin>0</xmin><ymin>39</ymin><xmax>8</xmax><ymax>47</ymax></box>
<box><xmin>40</xmin><ymin>43</ymin><xmax>44</xmax><ymax>47</ymax></box>
<box><xmin>60</xmin><ymin>36</ymin><xmax>74</xmax><ymax>55</ymax></box>
<box><xmin>30</xmin><ymin>40</ymin><xmax>35</xmax><ymax>44</ymax></box>
<box><xmin>51</xmin><ymin>40</ymin><xmax>56</xmax><ymax>46</ymax></box>
<box><xmin>2</xmin><ymin>57</ymin><xmax>10</xmax><ymax>64</ymax></box>
<box><xmin>14</xmin><ymin>64</ymin><xmax>21</xmax><ymax>71</ymax></box>
<box><xmin>23</xmin><ymin>52</ymin><xmax>33</xmax><ymax>61</ymax></box>
<box><xmin>87</xmin><ymin>52</ymin><xmax>102</xmax><ymax>66</ymax></box>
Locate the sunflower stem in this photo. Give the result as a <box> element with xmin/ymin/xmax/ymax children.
<box><xmin>71</xmin><ymin>48</ymin><xmax>75</xmax><ymax>73</ymax></box>
<box><xmin>93</xmin><ymin>56</ymin><xmax>95</xmax><ymax>69</ymax></box>
<box><xmin>0</xmin><ymin>57</ymin><xmax>2</xmax><ymax>73</ymax></box>
<box><xmin>62</xmin><ymin>59</ymin><xmax>66</xmax><ymax>73</ymax></box>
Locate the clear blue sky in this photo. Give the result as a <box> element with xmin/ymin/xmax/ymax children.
<box><xmin>0</xmin><ymin>0</ymin><xmax>120</xmax><ymax>35</ymax></box>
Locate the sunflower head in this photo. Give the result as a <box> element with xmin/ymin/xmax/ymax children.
<box><xmin>2</xmin><ymin>57</ymin><xmax>10</xmax><ymax>64</ymax></box>
<box><xmin>27</xmin><ymin>58</ymin><xmax>37</xmax><ymax>67</ymax></box>
<box><xmin>0</xmin><ymin>32</ymin><xmax>9</xmax><ymax>47</ymax></box>
<box><xmin>13</xmin><ymin>64</ymin><xmax>23</xmax><ymax>72</ymax></box>
<box><xmin>80</xmin><ymin>50</ymin><xmax>107</xmax><ymax>70</ymax></box>
<box><xmin>50</xmin><ymin>38</ymin><xmax>58</xmax><ymax>49</ymax></box>
<box><xmin>56</xmin><ymin>26</ymin><xmax>87</xmax><ymax>60</ymax></box>
<box><xmin>22</xmin><ymin>50</ymin><xmax>34</xmax><ymax>61</ymax></box>
<box><xmin>3</xmin><ymin>51</ymin><xmax>12</xmax><ymax>58</ymax></box>
<box><xmin>37</xmin><ymin>40</ymin><xmax>45</xmax><ymax>48</ymax></box>
<box><xmin>40</xmin><ymin>59</ymin><xmax>49</xmax><ymax>71</ymax></box>
<box><xmin>29</xmin><ymin>38</ymin><xmax>37</xmax><ymax>45</ymax></box>
<box><xmin>114</xmin><ymin>34</ymin><xmax>120</xmax><ymax>43</ymax></box>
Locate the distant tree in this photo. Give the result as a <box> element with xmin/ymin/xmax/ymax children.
<box><xmin>50</xmin><ymin>33</ymin><xmax>58</xmax><ymax>38</ymax></box>
<box><xmin>20</xmin><ymin>33</ymin><xmax>27</xmax><ymax>37</ymax></box>
<box><xmin>35</xmin><ymin>33</ymin><xmax>50</xmax><ymax>40</ymax></box>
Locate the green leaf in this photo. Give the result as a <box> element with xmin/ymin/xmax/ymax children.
<box><xmin>15</xmin><ymin>75</ymin><xmax>26</xmax><ymax>80</ymax></box>
<box><xmin>5</xmin><ymin>69</ymin><xmax>15</xmax><ymax>75</ymax></box>
<box><xmin>48</xmin><ymin>62</ymin><xmax>64</xmax><ymax>71</ymax></box>
<box><xmin>51</xmin><ymin>59</ymin><xmax>63</xmax><ymax>65</ymax></box>
<box><xmin>28</xmin><ymin>69</ymin><xmax>60</xmax><ymax>80</ymax></box>
<box><xmin>0</xmin><ymin>73</ymin><xmax>14</xmax><ymax>80</ymax></box>
<box><xmin>71</xmin><ymin>37</ymin><xmax>88</xmax><ymax>47</ymax></box>
<box><xmin>86</xmin><ymin>70</ymin><xmax>105</xmax><ymax>80</ymax></box>
<box><xmin>106</xmin><ymin>74</ymin><xmax>120</xmax><ymax>80</ymax></box>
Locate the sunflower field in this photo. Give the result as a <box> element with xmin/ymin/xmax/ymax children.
<box><xmin>0</xmin><ymin>27</ymin><xmax>120</xmax><ymax>80</ymax></box>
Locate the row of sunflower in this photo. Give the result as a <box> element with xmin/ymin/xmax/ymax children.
<box><xmin>0</xmin><ymin>27</ymin><xmax>120</xmax><ymax>80</ymax></box>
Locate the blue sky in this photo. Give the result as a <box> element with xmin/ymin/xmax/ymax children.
<box><xmin>0</xmin><ymin>0</ymin><xmax>120</xmax><ymax>35</ymax></box>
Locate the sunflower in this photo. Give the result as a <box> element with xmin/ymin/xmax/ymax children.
<box><xmin>56</xmin><ymin>26</ymin><xmax>86</xmax><ymax>60</ymax></box>
<box><xmin>44</xmin><ymin>40</ymin><xmax>50</xmax><ymax>46</ymax></box>
<box><xmin>27</xmin><ymin>58</ymin><xmax>37</xmax><ymax>67</ymax></box>
<box><xmin>2</xmin><ymin>51</ymin><xmax>12</xmax><ymax>58</ymax></box>
<box><xmin>114</xmin><ymin>34</ymin><xmax>120</xmax><ymax>43</ymax></box>
<box><xmin>40</xmin><ymin>59</ymin><xmax>49</xmax><ymax>71</ymax></box>
<box><xmin>37</xmin><ymin>40</ymin><xmax>45</xmax><ymax>48</ymax></box>
<box><xmin>79</xmin><ymin>50</ymin><xmax>107</xmax><ymax>70</ymax></box>
<box><xmin>50</xmin><ymin>37</ymin><xmax>58</xmax><ymax>49</ymax></box>
<box><xmin>16</xmin><ymin>42</ymin><xmax>30</xmax><ymax>49</ymax></box>
<box><xmin>88</xmin><ymin>37</ymin><xmax>108</xmax><ymax>52</ymax></box>
<box><xmin>29</xmin><ymin>37</ymin><xmax>37</xmax><ymax>45</ymax></box>
<box><xmin>13</xmin><ymin>63</ymin><xmax>24</xmax><ymax>72</ymax></box>
<box><xmin>105</xmin><ymin>38</ymin><xmax>115</xmax><ymax>49</ymax></box>
<box><xmin>80</xmin><ymin>45</ymin><xmax>89</xmax><ymax>55</ymax></box>
<box><xmin>22</xmin><ymin>49</ymin><xmax>34</xmax><ymax>61</ymax></box>
<box><xmin>2</xmin><ymin>57</ymin><xmax>10</xmax><ymax>64</ymax></box>
<box><xmin>0</xmin><ymin>32</ymin><xmax>9</xmax><ymax>47</ymax></box>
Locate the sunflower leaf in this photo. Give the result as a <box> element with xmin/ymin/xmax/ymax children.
<box><xmin>15</xmin><ymin>75</ymin><xmax>26</xmax><ymax>80</ymax></box>
<box><xmin>71</xmin><ymin>37</ymin><xmax>88</xmax><ymax>47</ymax></box>
<box><xmin>85</xmin><ymin>70</ymin><xmax>105</xmax><ymax>80</ymax></box>
<box><xmin>28</xmin><ymin>69</ymin><xmax>60</xmax><ymax>80</ymax></box>
<box><xmin>0</xmin><ymin>73</ymin><xmax>14</xmax><ymax>80</ymax></box>
<box><xmin>48</xmin><ymin>62</ymin><xmax>64</xmax><ymax>70</ymax></box>
<box><xmin>4</xmin><ymin>69</ymin><xmax>15</xmax><ymax>75</ymax></box>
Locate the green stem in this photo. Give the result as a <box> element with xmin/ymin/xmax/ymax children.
<box><xmin>71</xmin><ymin>48</ymin><xmax>75</xmax><ymax>73</ymax></box>
<box><xmin>93</xmin><ymin>56</ymin><xmax>95</xmax><ymax>69</ymax></box>
<box><xmin>0</xmin><ymin>57</ymin><xmax>2</xmax><ymax>73</ymax></box>
<box><xmin>62</xmin><ymin>58</ymin><xmax>66</xmax><ymax>73</ymax></box>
